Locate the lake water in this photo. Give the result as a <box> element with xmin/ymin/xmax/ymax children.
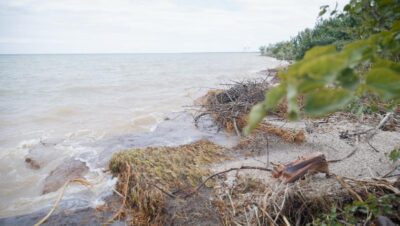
<box><xmin>0</xmin><ymin>53</ymin><xmax>284</xmax><ymax>217</ymax></box>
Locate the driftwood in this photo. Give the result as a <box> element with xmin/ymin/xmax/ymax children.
<box><xmin>194</xmin><ymin>75</ymin><xmax>280</xmax><ymax>135</ymax></box>
<box><xmin>272</xmin><ymin>152</ymin><xmax>329</xmax><ymax>183</ymax></box>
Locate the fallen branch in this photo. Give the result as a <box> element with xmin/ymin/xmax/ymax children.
<box><xmin>150</xmin><ymin>182</ymin><xmax>177</xmax><ymax>199</ymax></box>
<box><xmin>272</xmin><ymin>153</ymin><xmax>329</xmax><ymax>183</ymax></box>
<box><xmin>382</xmin><ymin>165</ymin><xmax>399</xmax><ymax>178</ymax></box>
<box><xmin>34</xmin><ymin>178</ymin><xmax>91</xmax><ymax>226</ymax></box>
<box><xmin>342</xmin><ymin>112</ymin><xmax>394</xmax><ymax>139</ymax></box>
<box><xmin>328</xmin><ymin>148</ymin><xmax>357</xmax><ymax>163</ymax></box>
<box><xmin>105</xmin><ymin>163</ymin><xmax>131</xmax><ymax>225</ymax></box>
<box><xmin>335</xmin><ymin>175</ymin><xmax>363</xmax><ymax>202</ymax></box>
<box><xmin>366</xmin><ymin>140</ymin><xmax>380</xmax><ymax>153</ymax></box>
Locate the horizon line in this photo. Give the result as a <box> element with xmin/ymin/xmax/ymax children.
<box><xmin>0</xmin><ymin>51</ymin><xmax>259</xmax><ymax>55</ymax></box>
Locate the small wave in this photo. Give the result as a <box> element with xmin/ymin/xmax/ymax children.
<box><xmin>129</xmin><ymin>114</ymin><xmax>160</xmax><ymax>131</ymax></box>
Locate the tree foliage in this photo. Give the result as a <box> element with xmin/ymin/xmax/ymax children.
<box><xmin>246</xmin><ymin>0</ymin><xmax>400</xmax><ymax>134</ymax></box>
<box><xmin>260</xmin><ymin>15</ymin><xmax>358</xmax><ymax>60</ymax></box>
<box><xmin>260</xmin><ymin>0</ymin><xmax>400</xmax><ymax>61</ymax></box>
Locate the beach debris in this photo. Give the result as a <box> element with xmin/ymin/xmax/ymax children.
<box><xmin>272</xmin><ymin>152</ymin><xmax>329</xmax><ymax>183</ymax></box>
<box><xmin>108</xmin><ymin>140</ymin><xmax>231</xmax><ymax>226</ymax></box>
<box><xmin>256</xmin><ymin>123</ymin><xmax>305</xmax><ymax>143</ymax></box>
<box><xmin>213</xmin><ymin>174</ymin><xmax>400</xmax><ymax>225</ymax></box>
<box><xmin>194</xmin><ymin>75</ymin><xmax>280</xmax><ymax>135</ymax></box>
<box><xmin>194</xmin><ymin>74</ymin><xmax>305</xmax><ymax>144</ymax></box>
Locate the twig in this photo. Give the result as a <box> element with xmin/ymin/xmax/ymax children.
<box><xmin>266</xmin><ymin>134</ymin><xmax>270</xmax><ymax>169</ymax></box>
<box><xmin>345</xmin><ymin>128</ymin><xmax>374</xmax><ymax>137</ymax></box>
<box><xmin>335</xmin><ymin>175</ymin><xmax>363</xmax><ymax>202</ymax></box>
<box><xmin>227</xmin><ymin>191</ymin><xmax>236</xmax><ymax>216</ymax></box>
<box><xmin>328</xmin><ymin>148</ymin><xmax>357</xmax><ymax>163</ymax></box>
<box><xmin>150</xmin><ymin>183</ymin><xmax>177</xmax><ymax>199</ymax></box>
<box><xmin>34</xmin><ymin>178</ymin><xmax>91</xmax><ymax>226</ymax></box>
<box><xmin>377</xmin><ymin>112</ymin><xmax>393</xmax><ymax>129</ymax></box>
<box><xmin>257</xmin><ymin>204</ymin><xmax>277</xmax><ymax>226</ymax></box>
<box><xmin>233</xmin><ymin>117</ymin><xmax>241</xmax><ymax>137</ymax></box>
<box><xmin>274</xmin><ymin>185</ymin><xmax>288</xmax><ymax>224</ymax></box>
<box><xmin>366</xmin><ymin>140</ymin><xmax>380</xmax><ymax>153</ymax></box>
<box><xmin>283</xmin><ymin>215</ymin><xmax>291</xmax><ymax>226</ymax></box>
<box><xmin>341</xmin><ymin>112</ymin><xmax>393</xmax><ymax>138</ymax></box>
<box><xmin>105</xmin><ymin>163</ymin><xmax>131</xmax><ymax>225</ymax></box>
<box><xmin>384</xmin><ymin>173</ymin><xmax>400</xmax><ymax>178</ymax></box>
<box><xmin>194</xmin><ymin>112</ymin><xmax>210</xmax><ymax>127</ymax></box>
<box><xmin>112</xmin><ymin>187</ymin><xmax>124</xmax><ymax>198</ymax></box>
<box><xmin>254</xmin><ymin>205</ymin><xmax>261</xmax><ymax>226</ymax></box>
<box><xmin>382</xmin><ymin>165</ymin><xmax>399</xmax><ymax>178</ymax></box>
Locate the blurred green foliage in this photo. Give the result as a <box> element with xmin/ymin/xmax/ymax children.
<box><xmin>246</xmin><ymin>0</ymin><xmax>400</xmax><ymax>134</ymax></box>
<box><xmin>312</xmin><ymin>194</ymin><xmax>399</xmax><ymax>225</ymax></box>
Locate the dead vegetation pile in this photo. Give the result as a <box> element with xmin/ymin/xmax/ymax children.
<box><xmin>107</xmin><ymin>137</ymin><xmax>399</xmax><ymax>225</ymax></box>
<box><xmin>212</xmin><ymin>175</ymin><xmax>400</xmax><ymax>225</ymax></box>
<box><xmin>195</xmin><ymin>78</ymin><xmax>272</xmax><ymax>134</ymax></box>
<box><xmin>110</xmin><ymin>141</ymin><xmax>400</xmax><ymax>225</ymax></box>
<box><xmin>235</xmin><ymin>124</ymin><xmax>305</xmax><ymax>150</ymax></box>
<box><xmin>108</xmin><ymin>140</ymin><xmax>230</xmax><ymax>225</ymax></box>
<box><xmin>194</xmin><ymin>76</ymin><xmax>305</xmax><ymax>143</ymax></box>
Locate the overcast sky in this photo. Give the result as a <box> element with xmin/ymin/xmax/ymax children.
<box><xmin>0</xmin><ymin>0</ymin><xmax>347</xmax><ymax>54</ymax></box>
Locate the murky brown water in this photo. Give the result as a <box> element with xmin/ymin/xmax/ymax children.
<box><xmin>0</xmin><ymin>53</ymin><xmax>284</xmax><ymax>217</ymax></box>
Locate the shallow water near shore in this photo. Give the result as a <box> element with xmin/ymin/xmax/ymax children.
<box><xmin>0</xmin><ymin>53</ymin><xmax>284</xmax><ymax>217</ymax></box>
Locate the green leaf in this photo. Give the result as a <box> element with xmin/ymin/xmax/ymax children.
<box><xmin>366</xmin><ymin>68</ymin><xmax>400</xmax><ymax>99</ymax></box>
<box><xmin>299</xmin><ymin>54</ymin><xmax>347</xmax><ymax>82</ymax></box>
<box><xmin>319</xmin><ymin>5</ymin><xmax>329</xmax><ymax>17</ymax></box>
<box><xmin>392</xmin><ymin>21</ymin><xmax>400</xmax><ymax>32</ymax></box>
<box><xmin>298</xmin><ymin>78</ymin><xmax>325</xmax><ymax>92</ymax></box>
<box><xmin>264</xmin><ymin>84</ymin><xmax>286</xmax><ymax>109</ymax></box>
<box><xmin>343</xmin><ymin>4</ymin><xmax>351</xmax><ymax>12</ymax></box>
<box><xmin>303</xmin><ymin>45</ymin><xmax>337</xmax><ymax>60</ymax></box>
<box><xmin>373</xmin><ymin>58</ymin><xmax>400</xmax><ymax>72</ymax></box>
<box><xmin>305</xmin><ymin>88</ymin><xmax>353</xmax><ymax>116</ymax></box>
<box><xmin>287</xmin><ymin>83</ymin><xmax>300</xmax><ymax>120</ymax></box>
<box><xmin>244</xmin><ymin>103</ymin><xmax>266</xmax><ymax>135</ymax></box>
<box><xmin>336</xmin><ymin>68</ymin><xmax>359</xmax><ymax>90</ymax></box>
<box><xmin>319</xmin><ymin>8</ymin><xmax>327</xmax><ymax>17</ymax></box>
<box><xmin>342</xmin><ymin>39</ymin><xmax>371</xmax><ymax>66</ymax></box>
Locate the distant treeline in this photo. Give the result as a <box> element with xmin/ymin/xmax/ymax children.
<box><xmin>260</xmin><ymin>4</ymin><xmax>393</xmax><ymax>61</ymax></box>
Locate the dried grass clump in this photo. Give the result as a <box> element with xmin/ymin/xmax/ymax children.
<box><xmin>257</xmin><ymin>123</ymin><xmax>305</xmax><ymax>143</ymax></box>
<box><xmin>195</xmin><ymin>77</ymin><xmax>276</xmax><ymax>134</ymax></box>
<box><xmin>235</xmin><ymin>123</ymin><xmax>305</xmax><ymax>152</ymax></box>
<box><xmin>212</xmin><ymin>175</ymin><xmax>400</xmax><ymax>225</ymax></box>
<box><xmin>108</xmin><ymin>140</ymin><xmax>230</xmax><ymax>225</ymax></box>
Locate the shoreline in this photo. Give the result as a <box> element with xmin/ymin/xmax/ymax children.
<box><xmin>0</xmin><ymin>53</ymin><xmax>284</xmax><ymax>219</ymax></box>
<box><xmin>1</xmin><ymin>68</ymin><xmax>399</xmax><ymax>225</ymax></box>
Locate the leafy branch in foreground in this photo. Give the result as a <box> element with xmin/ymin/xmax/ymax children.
<box><xmin>246</xmin><ymin>0</ymin><xmax>400</xmax><ymax>134</ymax></box>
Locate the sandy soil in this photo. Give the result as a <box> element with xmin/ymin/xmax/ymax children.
<box><xmin>213</xmin><ymin>113</ymin><xmax>400</xmax><ymax>184</ymax></box>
